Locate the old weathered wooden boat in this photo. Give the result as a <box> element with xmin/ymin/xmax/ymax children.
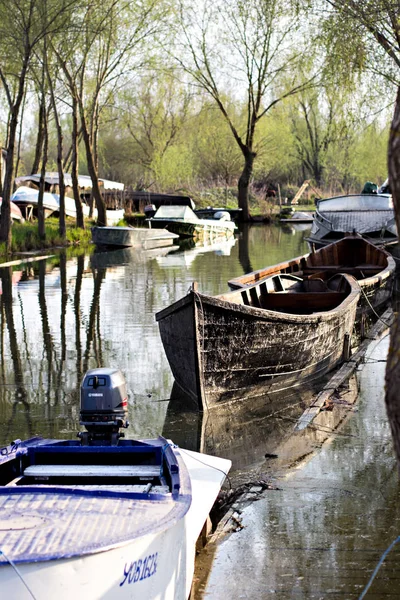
<box><xmin>91</xmin><ymin>225</ymin><xmax>179</xmax><ymax>249</ymax></box>
<box><xmin>156</xmin><ymin>274</ymin><xmax>361</xmax><ymax>410</ymax></box>
<box><xmin>228</xmin><ymin>236</ymin><xmax>396</xmax><ymax>318</ymax></box>
<box><xmin>306</xmin><ymin>193</ymin><xmax>398</xmax><ymax>247</ymax></box>
<box><xmin>147</xmin><ymin>205</ymin><xmax>237</xmax><ymax>239</ymax></box>
<box><xmin>0</xmin><ymin>368</ymin><xmax>230</xmax><ymax>600</ymax></box>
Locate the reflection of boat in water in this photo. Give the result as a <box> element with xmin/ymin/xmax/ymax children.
<box><xmin>281</xmin><ymin>222</ymin><xmax>313</xmax><ymax>234</ymax></box>
<box><xmin>90</xmin><ymin>244</ymin><xmax>179</xmax><ymax>269</ymax></box>
<box><xmin>156</xmin><ymin>236</ymin><xmax>237</xmax><ymax>268</ymax></box>
<box><xmin>0</xmin><ymin>369</ymin><xmax>231</xmax><ymax>600</ymax></box>
<box><xmin>162</xmin><ymin>381</ymin><xmax>334</xmax><ymax>476</ymax></box>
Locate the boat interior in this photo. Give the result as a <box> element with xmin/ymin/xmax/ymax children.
<box><xmin>219</xmin><ymin>273</ymin><xmax>352</xmax><ymax>315</ymax></box>
<box><xmin>0</xmin><ymin>438</ymin><xmax>178</xmax><ymax>497</ymax></box>
<box><xmin>228</xmin><ymin>237</ymin><xmax>390</xmax><ymax>289</ymax></box>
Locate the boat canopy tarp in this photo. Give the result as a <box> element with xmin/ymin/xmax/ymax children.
<box><xmin>321</xmin><ymin>209</ymin><xmax>395</xmax><ymax>234</ymax></box>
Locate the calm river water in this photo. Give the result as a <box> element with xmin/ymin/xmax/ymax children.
<box><xmin>0</xmin><ymin>222</ymin><xmax>313</xmax><ymax>477</ymax></box>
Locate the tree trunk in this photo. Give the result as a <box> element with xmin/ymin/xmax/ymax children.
<box><xmin>237</xmin><ymin>149</ymin><xmax>255</xmax><ymax>222</ymax></box>
<box><xmin>80</xmin><ymin>110</ymin><xmax>107</xmax><ymax>226</ymax></box>
<box><xmin>31</xmin><ymin>95</ymin><xmax>45</xmax><ymax>174</ymax></box>
<box><xmin>38</xmin><ymin>107</ymin><xmax>48</xmax><ymax>241</ymax></box>
<box><xmin>71</xmin><ymin>97</ymin><xmax>85</xmax><ymax>229</ymax></box>
<box><xmin>54</xmin><ymin>105</ymin><xmax>66</xmax><ymax>237</ymax></box>
<box><xmin>0</xmin><ymin>111</ymin><xmax>19</xmax><ymax>252</ymax></box>
<box><xmin>0</xmin><ymin>56</ymin><xmax>30</xmax><ymax>253</ymax></box>
<box><xmin>385</xmin><ymin>85</ymin><xmax>400</xmax><ymax>471</ymax></box>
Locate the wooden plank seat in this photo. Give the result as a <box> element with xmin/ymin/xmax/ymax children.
<box><xmin>24</xmin><ymin>464</ymin><xmax>161</xmax><ymax>478</ymax></box>
<box><xmin>305</xmin><ymin>265</ymin><xmax>380</xmax><ymax>272</ymax></box>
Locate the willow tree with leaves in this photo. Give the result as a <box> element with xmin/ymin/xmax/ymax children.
<box><xmin>120</xmin><ymin>74</ymin><xmax>192</xmax><ymax>187</ymax></box>
<box><xmin>0</xmin><ymin>0</ymin><xmax>73</xmax><ymax>252</ymax></box>
<box><xmin>174</xmin><ymin>0</ymin><xmax>316</xmax><ymax>220</ymax></box>
<box><xmin>52</xmin><ymin>0</ymin><xmax>164</xmax><ymax>226</ymax></box>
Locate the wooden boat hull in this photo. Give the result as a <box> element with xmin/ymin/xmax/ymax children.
<box><xmin>156</xmin><ymin>276</ymin><xmax>360</xmax><ymax>410</ymax></box>
<box><xmin>228</xmin><ymin>237</ymin><xmax>396</xmax><ymax>318</ymax></box>
<box><xmin>91</xmin><ymin>226</ymin><xmax>178</xmax><ymax>248</ymax></box>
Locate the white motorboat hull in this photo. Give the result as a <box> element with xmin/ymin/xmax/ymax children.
<box><xmin>0</xmin><ymin>450</ymin><xmax>230</xmax><ymax>600</ymax></box>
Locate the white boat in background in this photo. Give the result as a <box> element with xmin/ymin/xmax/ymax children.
<box><xmin>15</xmin><ymin>172</ymin><xmax>125</xmax><ymax>191</ymax></box>
<box><xmin>147</xmin><ymin>205</ymin><xmax>237</xmax><ymax>239</ymax></box>
<box><xmin>279</xmin><ymin>211</ymin><xmax>314</xmax><ymax>223</ymax></box>
<box><xmin>11</xmin><ymin>185</ymin><xmax>90</xmax><ymax>219</ymax></box>
<box><xmin>11</xmin><ymin>186</ymin><xmax>125</xmax><ymax>224</ymax></box>
<box><xmin>0</xmin><ymin>198</ymin><xmax>24</xmax><ymax>222</ymax></box>
<box><xmin>0</xmin><ymin>368</ymin><xmax>230</xmax><ymax>600</ymax></box>
<box><xmin>307</xmin><ymin>193</ymin><xmax>398</xmax><ymax>248</ymax></box>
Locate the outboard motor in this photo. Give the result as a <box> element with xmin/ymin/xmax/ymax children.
<box><xmin>79</xmin><ymin>368</ymin><xmax>129</xmax><ymax>445</ymax></box>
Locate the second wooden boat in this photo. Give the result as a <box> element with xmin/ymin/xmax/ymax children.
<box><xmin>156</xmin><ymin>273</ymin><xmax>361</xmax><ymax>410</ymax></box>
<box><xmin>228</xmin><ymin>236</ymin><xmax>396</xmax><ymax>317</ymax></box>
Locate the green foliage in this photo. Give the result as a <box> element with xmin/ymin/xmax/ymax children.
<box><xmin>0</xmin><ymin>219</ymin><xmax>93</xmax><ymax>258</ymax></box>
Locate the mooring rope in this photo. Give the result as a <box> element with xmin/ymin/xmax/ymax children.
<box><xmin>165</xmin><ymin>441</ymin><xmax>232</xmax><ymax>489</ymax></box>
<box><xmin>0</xmin><ymin>549</ymin><xmax>38</xmax><ymax>599</ymax></box>
<box><xmin>359</xmin><ymin>286</ymin><xmax>392</xmax><ymax>328</ymax></box>
<box><xmin>358</xmin><ymin>535</ymin><xmax>400</xmax><ymax>599</ymax></box>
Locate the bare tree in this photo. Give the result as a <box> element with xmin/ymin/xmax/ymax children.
<box><xmin>174</xmin><ymin>0</ymin><xmax>316</xmax><ymax>220</ymax></box>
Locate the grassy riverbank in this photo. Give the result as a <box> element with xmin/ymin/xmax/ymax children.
<box><xmin>0</xmin><ymin>218</ymin><xmax>93</xmax><ymax>257</ymax></box>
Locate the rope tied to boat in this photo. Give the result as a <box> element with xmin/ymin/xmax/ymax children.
<box><xmin>0</xmin><ymin>548</ymin><xmax>38</xmax><ymax>599</ymax></box>
<box><xmin>162</xmin><ymin>442</ymin><xmax>232</xmax><ymax>488</ymax></box>
<box><xmin>358</xmin><ymin>535</ymin><xmax>400</xmax><ymax>599</ymax></box>
<box><xmin>359</xmin><ymin>285</ymin><xmax>392</xmax><ymax>328</ymax></box>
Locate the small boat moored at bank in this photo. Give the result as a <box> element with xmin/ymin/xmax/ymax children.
<box><xmin>147</xmin><ymin>205</ymin><xmax>237</xmax><ymax>239</ymax></box>
<box><xmin>91</xmin><ymin>225</ymin><xmax>179</xmax><ymax>249</ymax></box>
<box><xmin>228</xmin><ymin>236</ymin><xmax>396</xmax><ymax>318</ymax></box>
<box><xmin>156</xmin><ymin>273</ymin><xmax>360</xmax><ymax>410</ymax></box>
<box><xmin>306</xmin><ymin>193</ymin><xmax>398</xmax><ymax>248</ymax></box>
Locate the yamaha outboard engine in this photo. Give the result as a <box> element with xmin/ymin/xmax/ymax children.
<box><xmin>79</xmin><ymin>368</ymin><xmax>129</xmax><ymax>445</ymax></box>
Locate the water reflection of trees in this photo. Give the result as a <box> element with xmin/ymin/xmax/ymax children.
<box><xmin>0</xmin><ymin>267</ymin><xmax>33</xmax><ymax>439</ymax></box>
<box><xmin>0</xmin><ymin>255</ymin><xmax>106</xmax><ymax>443</ymax></box>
